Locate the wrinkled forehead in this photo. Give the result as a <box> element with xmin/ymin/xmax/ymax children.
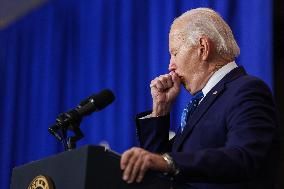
<box><xmin>169</xmin><ymin>17</ymin><xmax>190</xmax><ymax>40</ymax></box>
<box><xmin>169</xmin><ymin>21</ymin><xmax>188</xmax><ymax>50</ymax></box>
<box><xmin>169</xmin><ymin>31</ymin><xmax>185</xmax><ymax>48</ymax></box>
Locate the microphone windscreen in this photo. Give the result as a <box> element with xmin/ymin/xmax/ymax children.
<box><xmin>91</xmin><ymin>89</ymin><xmax>115</xmax><ymax>111</ymax></box>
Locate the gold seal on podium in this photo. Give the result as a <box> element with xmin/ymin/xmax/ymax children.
<box><xmin>28</xmin><ymin>175</ymin><xmax>54</xmax><ymax>189</ymax></box>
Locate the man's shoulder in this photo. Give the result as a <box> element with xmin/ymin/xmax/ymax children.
<box><xmin>229</xmin><ymin>73</ymin><xmax>272</xmax><ymax>92</ymax></box>
<box><xmin>222</xmin><ymin>73</ymin><xmax>274</xmax><ymax>106</ymax></box>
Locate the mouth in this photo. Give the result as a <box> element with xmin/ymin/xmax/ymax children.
<box><xmin>175</xmin><ymin>73</ymin><xmax>184</xmax><ymax>81</ymax></box>
<box><xmin>170</xmin><ymin>71</ymin><xmax>186</xmax><ymax>85</ymax></box>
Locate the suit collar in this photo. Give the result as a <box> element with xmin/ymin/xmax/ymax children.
<box><xmin>172</xmin><ymin>67</ymin><xmax>247</xmax><ymax>151</ymax></box>
<box><xmin>221</xmin><ymin>66</ymin><xmax>247</xmax><ymax>85</ymax></box>
<box><xmin>202</xmin><ymin>61</ymin><xmax>238</xmax><ymax>97</ymax></box>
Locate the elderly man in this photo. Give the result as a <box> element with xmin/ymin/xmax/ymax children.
<box><xmin>120</xmin><ymin>8</ymin><xmax>279</xmax><ymax>189</ymax></box>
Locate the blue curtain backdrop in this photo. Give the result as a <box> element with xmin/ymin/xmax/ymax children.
<box><xmin>0</xmin><ymin>0</ymin><xmax>272</xmax><ymax>188</ymax></box>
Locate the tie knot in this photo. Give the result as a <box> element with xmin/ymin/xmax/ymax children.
<box><xmin>192</xmin><ymin>91</ymin><xmax>204</xmax><ymax>102</ymax></box>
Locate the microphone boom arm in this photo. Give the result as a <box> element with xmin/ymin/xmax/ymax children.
<box><xmin>48</xmin><ymin>111</ymin><xmax>84</xmax><ymax>151</ymax></box>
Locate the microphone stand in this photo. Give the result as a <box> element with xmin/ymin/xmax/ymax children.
<box><xmin>47</xmin><ymin>89</ymin><xmax>115</xmax><ymax>151</ymax></box>
<box><xmin>49</xmin><ymin>111</ymin><xmax>84</xmax><ymax>151</ymax></box>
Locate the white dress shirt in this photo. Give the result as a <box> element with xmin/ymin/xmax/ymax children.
<box><xmin>201</xmin><ymin>61</ymin><xmax>238</xmax><ymax>99</ymax></box>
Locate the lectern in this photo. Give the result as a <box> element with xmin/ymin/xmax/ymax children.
<box><xmin>10</xmin><ymin>145</ymin><xmax>171</xmax><ymax>189</ymax></box>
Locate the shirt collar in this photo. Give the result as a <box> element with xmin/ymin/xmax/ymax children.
<box><xmin>202</xmin><ymin>61</ymin><xmax>238</xmax><ymax>97</ymax></box>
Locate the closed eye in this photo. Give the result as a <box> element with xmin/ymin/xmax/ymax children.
<box><xmin>170</xmin><ymin>50</ymin><xmax>177</xmax><ymax>57</ymax></box>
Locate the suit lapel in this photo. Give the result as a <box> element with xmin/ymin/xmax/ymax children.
<box><xmin>172</xmin><ymin>67</ymin><xmax>247</xmax><ymax>151</ymax></box>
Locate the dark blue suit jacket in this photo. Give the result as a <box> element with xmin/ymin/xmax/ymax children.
<box><xmin>136</xmin><ymin>67</ymin><xmax>280</xmax><ymax>189</ymax></box>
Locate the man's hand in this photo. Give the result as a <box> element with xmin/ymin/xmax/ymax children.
<box><xmin>150</xmin><ymin>72</ymin><xmax>181</xmax><ymax>116</ymax></box>
<box><xmin>120</xmin><ymin>147</ymin><xmax>170</xmax><ymax>183</ymax></box>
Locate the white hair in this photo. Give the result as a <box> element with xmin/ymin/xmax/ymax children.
<box><xmin>173</xmin><ymin>8</ymin><xmax>240</xmax><ymax>60</ymax></box>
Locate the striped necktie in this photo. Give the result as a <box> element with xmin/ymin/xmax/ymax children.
<box><xmin>180</xmin><ymin>91</ymin><xmax>204</xmax><ymax>132</ymax></box>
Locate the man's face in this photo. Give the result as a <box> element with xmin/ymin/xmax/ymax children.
<box><xmin>168</xmin><ymin>24</ymin><xmax>201</xmax><ymax>92</ymax></box>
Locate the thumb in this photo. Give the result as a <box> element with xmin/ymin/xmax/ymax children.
<box><xmin>170</xmin><ymin>72</ymin><xmax>181</xmax><ymax>88</ymax></box>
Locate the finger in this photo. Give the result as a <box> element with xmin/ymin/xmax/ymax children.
<box><xmin>170</xmin><ymin>72</ymin><xmax>181</xmax><ymax>86</ymax></box>
<box><xmin>155</xmin><ymin>80</ymin><xmax>166</xmax><ymax>91</ymax></box>
<box><xmin>122</xmin><ymin>149</ymin><xmax>140</xmax><ymax>181</ymax></box>
<box><xmin>120</xmin><ymin>150</ymin><xmax>133</xmax><ymax>170</ymax></box>
<box><xmin>128</xmin><ymin>153</ymin><xmax>144</xmax><ymax>183</ymax></box>
<box><xmin>160</xmin><ymin>75</ymin><xmax>173</xmax><ymax>88</ymax></box>
<box><xmin>136</xmin><ymin>156</ymin><xmax>151</xmax><ymax>183</ymax></box>
<box><xmin>150</xmin><ymin>77</ymin><xmax>159</xmax><ymax>88</ymax></box>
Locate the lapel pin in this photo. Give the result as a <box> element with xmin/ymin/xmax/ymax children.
<box><xmin>213</xmin><ymin>91</ymin><xmax>218</xmax><ymax>95</ymax></box>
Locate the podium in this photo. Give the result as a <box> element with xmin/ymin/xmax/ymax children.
<box><xmin>10</xmin><ymin>145</ymin><xmax>171</xmax><ymax>189</ymax></box>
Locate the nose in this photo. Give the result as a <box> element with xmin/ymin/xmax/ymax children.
<box><xmin>168</xmin><ymin>58</ymin><xmax>176</xmax><ymax>72</ymax></box>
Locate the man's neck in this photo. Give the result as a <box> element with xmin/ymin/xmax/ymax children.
<box><xmin>189</xmin><ymin>61</ymin><xmax>227</xmax><ymax>95</ymax></box>
<box><xmin>202</xmin><ymin>61</ymin><xmax>238</xmax><ymax>96</ymax></box>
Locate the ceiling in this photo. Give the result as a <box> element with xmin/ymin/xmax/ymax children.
<box><xmin>0</xmin><ymin>0</ymin><xmax>48</xmax><ymax>29</ymax></box>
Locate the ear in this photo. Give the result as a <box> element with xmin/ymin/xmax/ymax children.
<box><xmin>198</xmin><ymin>37</ymin><xmax>212</xmax><ymax>61</ymax></box>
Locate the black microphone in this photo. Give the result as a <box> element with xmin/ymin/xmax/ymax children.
<box><xmin>66</xmin><ymin>89</ymin><xmax>115</xmax><ymax>122</ymax></box>
<box><xmin>77</xmin><ymin>89</ymin><xmax>115</xmax><ymax>115</ymax></box>
<box><xmin>49</xmin><ymin>89</ymin><xmax>115</xmax><ymax>139</ymax></box>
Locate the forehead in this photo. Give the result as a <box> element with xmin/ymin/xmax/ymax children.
<box><xmin>169</xmin><ymin>28</ymin><xmax>186</xmax><ymax>51</ymax></box>
<box><xmin>169</xmin><ymin>19</ymin><xmax>188</xmax><ymax>50</ymax></box>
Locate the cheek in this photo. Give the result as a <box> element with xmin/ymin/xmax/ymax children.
<box><xmin>180</xmin><ymin>57</ymin><xmax>192</xmax><ymax>71</ymax></box>
<box><xmin>176</xmin><ymin>54</ymin><xmax>187</xmax><ymax>68</ymax></box>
